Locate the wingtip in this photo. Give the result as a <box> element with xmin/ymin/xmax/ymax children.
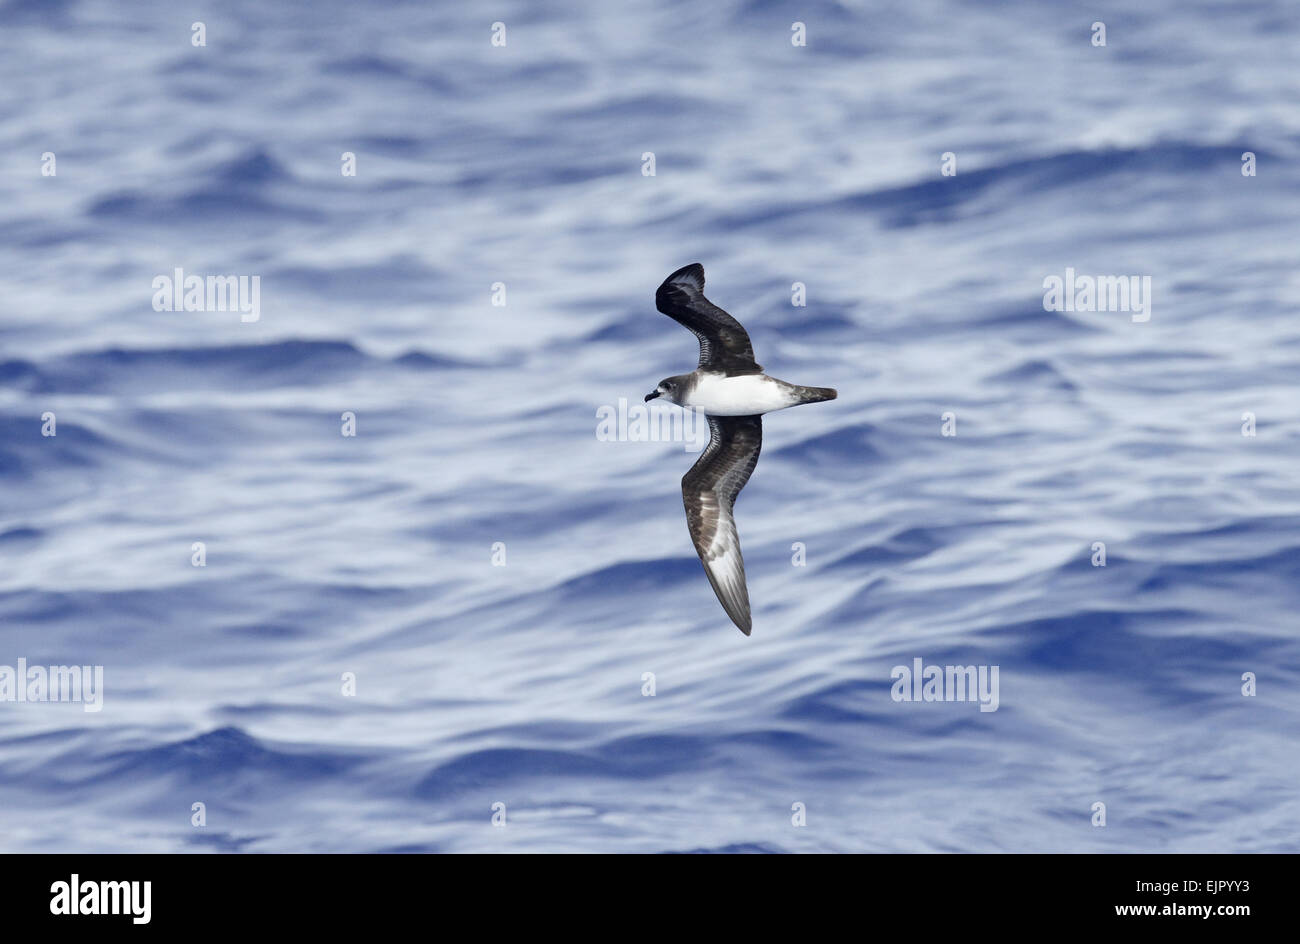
<box><xmin>659</xmin><ymin>263</ymin><xmax>705</xmax><ymax>295</ymax></box>
<box><xmin>725</xmin><ymin>599</ymin><xmax>752</xmax><ymax>636</ymax></box>
<box><xmin>702</xmin><ymin>562</ymin><xmax>753</xmax><ymax>636</ymax></box>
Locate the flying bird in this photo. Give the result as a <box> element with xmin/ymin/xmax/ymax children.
<box><xmin>646</xmin><ymin>263</ymin><xmax>837</xmax><ymax>635</ymax></box>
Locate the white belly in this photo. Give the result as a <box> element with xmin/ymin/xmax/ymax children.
<box><xmin>686</xmin><ymin>373</ymin><xmax>793</xmax><ymax>416</ymax></box>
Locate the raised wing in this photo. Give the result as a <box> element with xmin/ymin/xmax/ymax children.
<box><xmin>681</xmin><ymin>414</ymin><xmax>763</xmax><ymax>634</ymax></box>
<box><xmin>655</xmin><ymin>263</ymin><xmax>762</xmax><ymax>374</ymax></box>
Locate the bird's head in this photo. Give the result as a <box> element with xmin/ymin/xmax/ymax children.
<box><xmin>645</xmin><ymin>375</ymin><xmax>687</xmax><ymax>405</ymax></box>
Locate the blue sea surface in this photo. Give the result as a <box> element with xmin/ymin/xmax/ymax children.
<box><xmin>1</xmin><ymin>0</ymin><xmax>1299</xmax><ymax>853</ymax></box>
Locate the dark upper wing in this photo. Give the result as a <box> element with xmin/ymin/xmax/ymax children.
<box><xmin>681</xmin><ymin>414</ymin><xmax>763</xmax><ymax>634</ymax></box>
<box><xmin>655</xmin><ymin>263</ymin><xmax>762</xmax><ymax>374</ymax></box>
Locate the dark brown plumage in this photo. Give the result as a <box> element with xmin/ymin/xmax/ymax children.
<box><xmin>681</xmin><ymin>414</ymin><xmax>762</xmax><ymax>634</ymax></box>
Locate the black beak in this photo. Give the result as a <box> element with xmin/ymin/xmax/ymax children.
<box><xmin>644</xmin><ymin>390</ymin><xmax>660</xmax><ymax>402</ymax></box>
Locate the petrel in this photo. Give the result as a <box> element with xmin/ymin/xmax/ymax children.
<box><xmin>646</xmin><ymin>263</ymin><xmax>837</xmax><ymax>635</ymax></box>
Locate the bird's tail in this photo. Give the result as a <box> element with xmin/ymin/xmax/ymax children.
<box><xmin>794</xmin><ymin>385</ymin><xmax>837</xmax><ymax>404</ymax></box>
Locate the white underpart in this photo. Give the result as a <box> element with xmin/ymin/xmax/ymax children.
<box><xmin>684</xmin><ymin>372</ymin><xmax>796</xmax><ymax>416</ymax></box>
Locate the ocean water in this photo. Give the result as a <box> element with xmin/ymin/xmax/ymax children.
<box><xmin>1</xmin><ymin>0</ymin><xmax>1299</xmax><ymax>853</ymax></box>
